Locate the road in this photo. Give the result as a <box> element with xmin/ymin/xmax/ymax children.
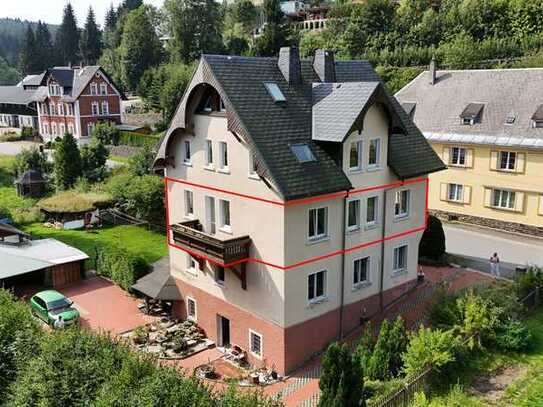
<box><xmin>443</xmin><ymin>223</ymin><xmax>543</xmax><ymax>278</ymax></box>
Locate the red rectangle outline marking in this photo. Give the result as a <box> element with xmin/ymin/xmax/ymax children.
<box><xmin>164</xmin><ymin>176</ymin><xmax>429</xmax><ymax>271</ymax></box>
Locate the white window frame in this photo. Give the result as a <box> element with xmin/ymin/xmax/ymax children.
<box><xmin>249</xmin><ymin>329</ymin><xmax>263</xmax><ymax>358</ymax></box>
<box><xmin>219</xmin><ymin>199</ymin><xmax>231</xmax><ymax>233</ymax></box>
<box><xmin>492</xmin><ymin>189</ymin><xmax>516</xmax><ymax>209</ymax></box>
<box><xmin>186</xmin><ymin>297</ymin><xmax>197</xmax><ymax>321</ymax></box>
<box><xmin>219</xmin><ymin>141</ymin><xmax>229</xmax><ymax>172</ymax></box>
<box><xmin>51</xmin><ymin>122</ymin><xmax>57</xmax><ymax>135</ymax></box>
<box><xmin>346</xmin><ymin>198</ymin><xmax>360</xmax><ymax>232</ymax></box>
<box><xmin>90</xmin><ymin>82</ymin><xmax>98</xmax><ymax>95</ymax></box>
<box><xmin>186</xmin><ymin>255</ymin><xmax>199</xmax><ymax>275</ymax></box>
<box><xmin>308</xmin><ymin>206</ymin><xmax>328</xmax><ymax>241</ymax></box>
<box><xmin>450</xmin><ymin>147</ymin><xmax>466</xmax><ymax>166</ymax></box>
<box><xmin>183</xmin><ymin>140</ymin><xmax>192</xmax><ymax>165</ymax></box>
<box><xmin>499</xmin><ymin>151</ymin><xmax>516</xmax><ymax>171</ymax></box>
<box><xmin>349</xmin><ymin>140</ymin><xmax>363</xmax><ymax>172</ymax></box>
<box><xmin>58</xmin><ymin>103</ymin><xmax>64</xmax><ymax>116</ymax></box>
<box><xmin>67</xmin><ymin>124</ymin><xmax>74</xmax><ymax>135</ymax></box>
<box><xmin>59</xmin><ymin>123</ymin><xmax>65</xmax><ymax>135</ymax></box>
<box><xmin>184</xmin><ymin>190</ymin><xmax>194</xmax><ymax>218</ymax></box>
<box><xmin>205</xmin><ymin>140</ymin><xmax>213</xmax><ymax>169</ymax></box>
<box><xmin>307</xmin><ymin>269</ymin><xmax>327</xmax><ymax>303</ymax></box>
<box><xmin>91</xmin><ymin>102</ymin><xmax>99</xmax><ymax>116</ymax></box>
<box><xmin>368</xmin><ymin>138</ymin><xmax>381</xmax><ymax>169</ymax></box>
<box><xmin>50</xmin><ymin>104</ymin><xmax>56</xmax><ymax>116</ymax></box>
<box><xmin>393</xmin><ymin>245</ymin><xmax>408</xmax><ymax>273</ymax></box>
<box><xmin>353</xmin><ymin>256</ymin><xmax>370</xmax><ymax>288</ymax></box>
<box><xmin>366</xmin><ymin>195</ymin><xmax>378</xmax><ymax>227</ymax></box>
<box><xmin>394</xmin><ymin>189</ymin><xmax>410</xmax><ymax>219</ymax></box>
<box><xmin>100</xmin><ymin>83</ymin><xmax>107</xmax><ymax>95</ymax></box>
<box><xmin>249</xmin><ymin>154</ymin><xmax>259</xmax><ymax>179</ymax></box>
<box><xmin>448</xmin><ymin>183</ymin><xmax>463</xmax><ymax>202</ymax></box>
<box><xmin>101</xmin><ymin>101</ymin><xmax>109</xmax><ymax>116</ymax></box>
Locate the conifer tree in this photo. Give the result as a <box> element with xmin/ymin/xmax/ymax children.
<box><xmin>252</xmin><ymin>0</ymin><xmax>290</xmax><ymax>56</ymax></box>
<box><xmin>80</xmin><ymin>7</ymin><xmax>102</xmax><ymax>65</ymax></box>
<box><xmin>103</xmin><ymin>4</ymin><xmax>118</xmax><ymax>49</ymax></box>
<box><xmin>53</xmin><ymin>133</ymin><xmax>82</xmax><ymax>190</ymax></box>
<box><xmin>319</xmin><ymin>343</ymin><xmax>365</xmax><ymax>407</ymax></box>
<box><xmin>35</xmin><ymin>21</ymin><xmax>54</xmax><ymax>71</ymax></box>
<box><xmin>20</xmin><ymin>25</ymin><xmax>38</xmax><ymax>75</ymax></box>
<box><xmin>55</xmin><ymin>3</ymin><xmax>80</xmax><ymax>65</ymax></box>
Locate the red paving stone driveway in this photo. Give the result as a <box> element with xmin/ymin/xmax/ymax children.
<box><xmin>59</xmin><ymin>276</ymin><xmax>156</xmax><ymax>334</ymax></box>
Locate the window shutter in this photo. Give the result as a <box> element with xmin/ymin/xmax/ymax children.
<box><xmin>484</xmin><ymin>188</ymin><xmax>492</xmax><ymax>207</ymax></box>
<box><xmin>440</xmin><ymin>183</ymin><xmax>448</xmax><ymax>201</ymax></box>
<box><xmin>463</xmin><ymin>185</ymin><xmax>471</xmax><ymax>204</ymax></box>
<box><xmin>442</xmin><ymin>147</ymin><xmax>450</xmax><ymax>165</ymax></box>
<box><xmin>516</xmin><ymin>153</ymin><xmax>526</xmax><ymax>173</ymax></box>
<box><xmin>514</xmin><ymin>192</ymin><xmax>525</xmax><ymax>212</ymax></box>
<box><xmin>466</xmin><ymin>149</ymin><xmax>474</xmax><ymax>167</ymax></box>
<box><xmin>539</xmin><ymin>195</ymin><xmax>543</xmax><ymax>216</ymax></box>
<box><xmin>490</xmin><ymin>151</ymin><xmax>498</xmax><ymax>170</ymax></box>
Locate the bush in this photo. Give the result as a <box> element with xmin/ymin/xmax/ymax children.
<box><xmin>128</xmin><ymin>144</ymin><xmax>155</xmax><ymax>176</ymax></box>
<box><xmin>516</xmin><ymin>266</ymin><xmax>543</xmax><ymax>298</ymax></box>
<box><xmin>419</xmin><ymin>215</ymin><xmax>446</xmax><ymax>261</ymax></box>
<box><xmin>118</xmin><ymin>131</ymin><xmax>161</xmax><ymax>148</ymax></box>
<box><xmin>80</xmin><ymin>137</ymin><xmax>109</xmax><ymax>182</ymax></box>
<box><xmin>10</xmin><ymin>207</ymin><xmax>44</xmax><ymax>225</ymax></box>
<box><xmin>0</xmin><ymin>132</ymin><xmax>23</xmax><ymax>142</ymax></box>
<box><xmin>92</xmin><ymin>122</ymin><xmax>120</xmax><ymax>145</ymax></box>
<box><xmin>495</xmin><ymin>319</ymin><xmax>533</xmax><ymax>351</ymax></box>
<box><xmin>0</xmin><ymin>290</ymin><xmax>41</xmax><ymax>398</ymax></box>
<box><xmin>96</xmin><ymin>244</ymin><xmax>149</xmax><ymax>291</ymax></box>
<box><xmin>107</xmin><ymin>173</ymin><xmax>164</xmax><ymax>221</ymax></box>
<box><xmin>402</xmin><ymin>326</ymin><xmax>458</xmax><ymax>377</ymax></box>
<box><xmin>12</xmin><ymin>147</ymin><xmax>51</xmax><ymax>177</ymax></box>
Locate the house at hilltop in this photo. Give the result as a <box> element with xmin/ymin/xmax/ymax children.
<box><xmin>154</xmin><ymin>47</ymin><xmax>444</xmax><ymax>374</ymax></box>
<box><xmin>396</xmin><ymin>60</ymin><xmax>543</xmax><ymax>236</ymax></box>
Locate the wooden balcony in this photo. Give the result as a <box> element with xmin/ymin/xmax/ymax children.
<box><xmin>170</xmin><ymin>220</ymin><xmax>251</xmax><ymax>265</ymax></box>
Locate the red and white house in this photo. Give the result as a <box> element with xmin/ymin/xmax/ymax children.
<box><xmin>34</xmin><ymin>66</ymin><xmax>125</xmax><ymax>142</ymax></box>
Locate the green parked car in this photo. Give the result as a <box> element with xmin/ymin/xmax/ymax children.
<box><xmin>30</xmin><ymin>290</ymin><xmax>80</xmax><ymax>327</ymax></box>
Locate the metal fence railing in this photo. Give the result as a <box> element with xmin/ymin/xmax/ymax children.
<box><xmin>368</xmin><ymin>367</ymin><xmax>432</xmax><ymax>407</ymax></box>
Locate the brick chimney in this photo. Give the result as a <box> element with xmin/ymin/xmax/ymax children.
<box><xmin>278</xmin><ymin>46</ymin><xmax>302</xmax><ymax>85</ymax></box>
<box><xmin>313</xmin><ymin>49</ymin><xmax>335</xmax><ymax>83</ymax></box>
<box><xmin>429</xmin><ymin>54</ymin><xmax>437</xmax><ymax>85</ymax></box>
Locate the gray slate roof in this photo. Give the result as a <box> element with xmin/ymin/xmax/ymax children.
<box><xmin>395</xmin><ymin>68</ymin><xmax>543</xmax><ymax>149</ymax></box>
<box><xmin>312</xmin><ymin>82</ymin><xmax>379</xmax><ymax>142</ymax></box>
<box><xmin>0</xmin><ymin>86</ymin><xmax>37</xmax><ymax>105</ymax></box>
<box><xmin>158</xmin><ymin>53</ymin><xmax>444</xmax><ymax>200</ymax></box>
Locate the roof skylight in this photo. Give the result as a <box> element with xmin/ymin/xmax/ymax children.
<box><xmin>505</xmin><ymin>113</ymin><xmax>516</xmax><ymax>125</ymax></box>
<box><xmin>264</xmin><ymin>82</ymin><xmax>286</xmax><ymax>103</ymax></box>
<box><xmin>291</xmin><ymin>144</ymin><xmax>315</xmax><ymax>163</ymax></box>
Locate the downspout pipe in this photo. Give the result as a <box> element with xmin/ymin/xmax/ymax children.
<box><xmin>379</xmin><ymin>187</ymin><xmax>388</xmax><ymax>311</ymax></box>
<box><xmin>338</xmin><ymin>191</ymin><xmax>348</xmax><ymax>340</ymax></box>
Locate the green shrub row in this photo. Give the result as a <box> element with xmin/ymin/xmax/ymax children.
<box><xmin>0</xmin><ymin>289</ymin><xmax>280</xmax><ymax>406</ymax></box>
<box><xmin>118</xmin><ymin>131</ymin><xmax>161</xmax><ymax>148</ymax></box>
<box><xmin>0</xmin><ymin>132</ymin><xmax>23</xmax><ymax>142</ymax></box>
<box><xmin>96</xmin><ymin>244</ymin><xmax>149</xmax><ymax>291</ymax></box>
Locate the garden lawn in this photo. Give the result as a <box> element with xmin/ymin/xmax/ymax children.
<box><xmin>426</xmin><ymin>308</ymin><xmax>543</xmax><ymax>406</ymax></box>
<box><xmin>0</xmin><ymin>154</ymin><xmax>38</xmax><ymax>217</ymax></box>
<box><xmin>109</xmin><ymin>155</ymin><xmax>130</xmax><ymax>164</ymax></box>
<box><xmin>23</xmin><ymin>224</ymin><xmax>168</xmax><ymax>270</ymax></box>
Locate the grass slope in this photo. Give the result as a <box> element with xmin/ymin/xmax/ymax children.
<box><xmin>23</xmin><ymin>224</ymin><xmax>168</xmax><ymax>269</ymax></box>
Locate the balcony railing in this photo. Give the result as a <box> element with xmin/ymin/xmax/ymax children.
<box><xmin>170</xmin><ymin>220</ymin><xmax>251</xmax><ymax>265</ymax></box>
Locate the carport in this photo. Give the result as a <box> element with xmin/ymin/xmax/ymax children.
<box><xmin>0</xmin><ymin>237</ymin><xmax>88</xmax><ymax>289</ymax></box>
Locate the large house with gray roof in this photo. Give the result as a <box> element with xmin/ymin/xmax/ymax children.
<box><xmin>396</xmin><ymin>62</ymin><xmax>543</xmax><ymax>235</ymax></box>
<box><xmin>154</xmin><ymin>47</ymin><xmax>444</xmax><ymax>374</ymax></box>
<box><xmin>0</xmin><ymin>66</ymin><xmax>124</xmax><ymax>141</ymax></box>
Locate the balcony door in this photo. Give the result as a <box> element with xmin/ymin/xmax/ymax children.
<box><xmin>205</xmin><ymin>196</ymin><xmax>216</xmax><ymax>235</ymax></box>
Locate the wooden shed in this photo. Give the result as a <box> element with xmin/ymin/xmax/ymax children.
<box><xmin>14</xmin><ymin>170</ymin><xmax>47</xmax><ymax>198</ymax></box>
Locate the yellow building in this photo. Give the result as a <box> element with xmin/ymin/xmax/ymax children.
<box><xmin>396</xmin><ymin>63</ymin><xmax>543</xmax><ymax>235</ymax></box>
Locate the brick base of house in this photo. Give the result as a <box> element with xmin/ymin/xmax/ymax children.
<box><xmin>431</xmin><ymin>209</ymin><xmax>543</xmax><ymax>237</ymax></box>
<box><xmin>172</xmin><ymin>277</ymin><xmax>415</xmax><ymax>375</ymax></box>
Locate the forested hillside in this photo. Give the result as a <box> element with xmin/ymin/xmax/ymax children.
<box><xmin>0</xmin><ymin>18</ymin><xmax>57</xmax><ymax>65</ymax></box>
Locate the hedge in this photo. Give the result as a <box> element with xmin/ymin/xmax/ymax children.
<box><xmin>118</xmin><ymin>131</ymin><xmax>161</xmax><ymax>148</ymax></box>
<box><xmin>95</xmin><ymin>244</ymin><xmax>149</xmax><ymax>291</ymax></box>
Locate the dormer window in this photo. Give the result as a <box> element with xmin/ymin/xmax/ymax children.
<box><xmin>48</xmin><ymin>84</ymin><xmax>62</xmax><ymax>96</ymax></box>
<box><xmin>291</xmin><ymin>143</ymin><xmax>315</xmax><ymax>162</ymax></box>
<box><xmin>531</xmin><ymin>105</ymin><xmax>543</xmax><ymax>128</ymax></box>
<box><xmin>264</xmin><ymin>82</ymin><xmax>286</xmax><ymax>103</ymax></box>
<box><xmin>505</xmin><ymin>113</ymin><xmax>516</xmax><ymax>125</ymax></box>
<box><xmin>197</xmin><ymin>88</ymin><xmax>223</xmax><ymax>113</ymax></box>
<box><xmin>460</xmin><ymin>103</ymin><xmax>484</xmax><ymax>125</ymax></box>
<box><xmin>203</xmin><ymin>96</ymin><xmax>213</xmax><ymax>112</ymax></box>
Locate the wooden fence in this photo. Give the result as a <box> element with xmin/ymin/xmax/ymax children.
<box><xmin>98</xmin><ymin>208</ymin><xmax>166</xmax><ymax>233</ymax></box>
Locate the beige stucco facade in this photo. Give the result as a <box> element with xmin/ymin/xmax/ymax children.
<box><xmin>428</xmin><ymin>141</ymin><xmax>543</xmax><ymax>229</ymax></box>
<box><xmin>165</xmin><ymin>104</ymin><xmax>426</xmax><ymax>336</ymax></box>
